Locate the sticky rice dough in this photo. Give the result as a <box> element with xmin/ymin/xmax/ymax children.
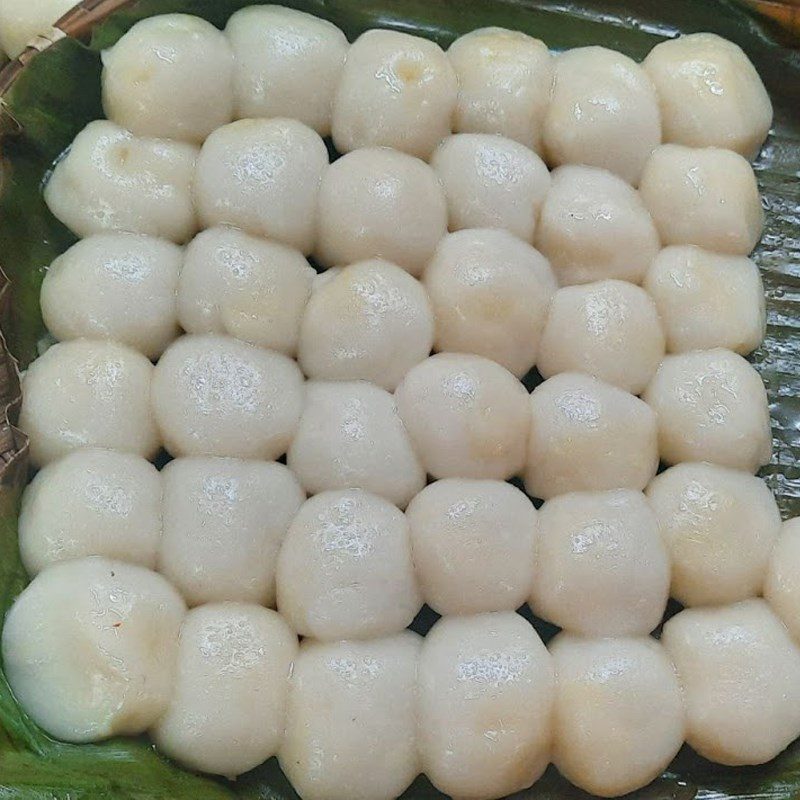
<box><xmin>0</xmin><ymin>0</ymin><xmax>76</xmax><ymax>58</ymax></box>
<box><xmin>764</xmin><ymin>518</ymin><xmax>800</xmax><ymax>644</ymax></box>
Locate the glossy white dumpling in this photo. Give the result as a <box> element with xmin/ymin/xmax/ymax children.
<box><xmin>225</xmin><ymin>5</ymin><xmax>348</xmax><ymax>135</ymax></box>
<box><xmin>647</xmin><ymin>462</ymin><xmax>780</xmax><ymax>606</ymax></box>
<box><xmin>44</xmin><ymin>120</ymin><xmax>198</xmax><ymax>243</ymax></box>
<box><xmin>178</xmin><ymin>226</ymin><xmax>314</xmax><ymax>356</ymax></box>
<box><xmin>447</xmin><ymin>27</ymin><xmax>553</xmax><ymax>153</ymax></box>
<box><xmin>639</xmin><ymin>144</ymin><xmax>763</xmax><ymax>255</ymax></box>
<box><xmin>298</xmin><ymin>258</ymin><xmax>434</xmax><ymax>390</ymax></box>
<box><xmin>550</xmin><ymin>634</ymin><xmax>685</xmax><ymax>798</ymax></box>
<box><xmin>20</xmin><ymin>339</ymin><xmax>159</xmax><ymax>467</ymax></box>
<box><xmin>316</xmin><ymin>147</ymin><xmax>447</xmax><ymax>276</ymax></box>
<box><xmin>19</xmin><ymin>448</ymin><xmax>161</xmax><ymax>576</ymax></box>
<box><xmin>276</xmin><ymin>489</ymin><xmax>421</xmax><ymax>640</ymax></box>
<box><xmin>158</xmin><ymin>457</ymin><xmax>304</xmax><ymax>606</ymax></box>
<box><xmin>765</xmin><ymin>519</ymin><xmax>800</xmax><ymax>644</ymax></box>
<box><xmin>280</xmin><ymin>633</ymin><xmax>421</xmax><ymax>800</ymax></box>
<box><xmin>535</xmin><ymin>165</ymin><xmax>660</xmax><ymax>286</ymax></box>
<box><xmin>194</xmin><ymin>118</ymin><xmax>328</xmax><ymax>254</ymax></box>
<box><xmin>2</xmin><ymin>557</ymin><xmax>185</xmax><ymax>742</ymax></box>
<box><xmin>531</xmin><ymin>490</ymin><xmax>669</xmax><ymax>636</ymax></box>
<box><xmin>332</xmin><ymin>29</ymin><xmax>457</xmax><ymax>159</ymax></box>
<box><xmin>663</xmin><ymin>600</ymin><xmax>800</xmax><ymax>766</ymax></box>
<box><xmin>525</xmin><ymin>373</ymin><xmax>659</xmax><ymax>500</ymax></box>
<box><xmin>41</xmin><ymin>232</ymin><xmax>182</xmax><ymax>359</ymax></box>
<box><xmin>151</xmin><ymin>603</ymin><xmax>297</xmax><ymax>778</ymax></box>
<box><xmin>643</xmin><ymin>32</ymin><xmax>772</xmax><ymax>160</ymax></box>
<box><xmin>0</xmin><ymin>0</ymin><xmax>75</xmax><ymax>57</ymax></box>
<box><xmin>406</xmin><ymin>479</ymin><xmax>537</xmax><ymax>615</ymax></box>
<box><xmin>419</xmin><ymin>612</ymin><xmax>554</xmax><ymax>800</ymax></box>
<box><xmin>431</xmin><ymin>134</ymin><xmax>551</xmax><ymax>242</ymax></box>
<box><xmin>644</xmin><ymin>348</ymin><xmax>772</xmax><ymax>472</ymax></box>
<box><xmin>644</xmin><ymin>245</ymin><xmax>766</xmax><ymax>355</ymax></box>
<box><xmin>102</xmin><ymin>14</ymin><xmax>233</xmax><ymax>143</ymax></box>
<box><xmin>395</xmin><ymin>353</ymin><xmax>531</xmax><ymax>480</ymax></box>
<box><xmin>287</xmin><ymin>381</ymin><xmax>424</xmax><ymax>509</ymax></box>
<box><xmin>538</xmin><ymin>279</ymin><xmax>665</xmax><ymax>394</ymax></box>
<box><xmin>151</xmin><ymin>334</ymin><xmax>304</xmax><ymax>460</ymax></box>
<box><xmin>543</xmin><ymin>46</ymin><xmax>661</xmax><ymax>186</ymax></box>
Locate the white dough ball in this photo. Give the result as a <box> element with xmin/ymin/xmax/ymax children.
<box><xmin>643</xmin><ymin>348</ymin><xmax>772</xmax><ymax>472</ymax></box>
<box><xmin>194</xmin><ymin>118</ymin><xmax>328</xmax><ymax>254</ymax></box>
<box><xmin>2</xmin><ymin>557</ymin><xmax>185</xmax><ymax>742</ymax></box>
<box><xmin>44</xmin><ymin>120</ymin><xmax>198</xmax><ymax>243</ymax></box>
<box><xmin>538</xmin><ymin>279</ymin><xmax>665</xmax><ymax>394</ymax></box>
<box><xmin>151</xmin><ymin>334</ymin><xmax>304</xmax><ymax>460</ymax></box>
<box><xmin>639</xmin><ymin>144</ymin><xmax>764</xmax><ymax>255</ymax></box>
<box><xmin>663</xmin><ymin>599</ymin><xmax>800</xmax><ymax>766</ymax></box>
<box><xmin>102</xmin><ymin>14</ymin><xmax>233</xmax><ymax>143</ymax></box>
<box><xmin>766</xmin><ymin>519</ymin><xmax>800</xmax><ymax>644</ymax></box>
<box><xmin>535</xmin><ymin>164</ymin><xmax>660</xmax><ymax>286</ymax></box>
<box><xmin>331</xmin><ymin>29</ymin><xmax>457</xmax><ymax>159</ymax></box>
<box><xmin>151</xmin><ymin>603</ymin><xmax>297</xmax><ymax>778</ymax></box>
<box><xmin>419</xmin><ymin>612</ymin><xmax>554</xmax><ymax>800</ymax></box>
<box><xmin>276</xmin><ymin>489</ymin><xmax>421</xmax><ymax>640</ymax></box>
<box><xmin>41</xmin><ymin>232</ymin><xmax>182</xmax><ymax>359</ymax></box>
<box><xmin>19</xmin><ymin>448</ymin><xmax>161</xmax><ymax>576</ymax></box>
<box><xmin>298</xmin><ymin>258</ymin><xmax>434</xmax><ymax>390</ymax></box>
<box><xmin>395</xmin><ymin>353</ymin><xmax>530</xmax><ymax>480</ymax></box>
<box><xmin>20</xmin><ymin>339</ymin><xmax>160</xmax><ymax>467</ymax></box>
<box><xmin>406</xmin><ymin>479</ymin><xmax>537</xmax><ymax>615</ymax></box>
<box><xmin>315</xmin><ymin>147</ymin><xmax>447</xmax><ymax>276</ymax></box>
<box><xmin>647</xmin><ymin>462</ymin><xmax>780</xmax><ymax>607</ymax></box>
<box><xmin>158</xmin><ymin>457</ymin><xmax>305</xmax><ymax>607</ymax></box>
<box><xmin>280</xmin><ymin>633</ymin><xmax>421</xmax><ymax>800</ymax></box>
<box><xmin>447</xmin><ymin>27</ymin><xmax>553</xmax><ymax>153</ymax></box>
<box><xmin>225</xmin><ymin>5</ymin><xmax>348</xmax><ymax>135</ymax></box>
<box><xmin>643</xmin><ymin>32</ymin><xmax>772</xmax><ymax>160</ymax></box>
<box><xmin>178</xmin><ymin>226</ymin><xmax>314</xmax><ymax>357</ymax></box>
<box><xmin>543</xmin><ymin>46</ymin><xmax>661</xmax><ymax>186</ymax></box>
<box><xmin>525</xmin><ymin>372</ymin><xmax>659</xmax><ymax>500</ymax></box>
<box><xmin>644</xmin><ymin>245</ymin><xmax>766</xmax><ymax>355</ymax></box>
<box><xmin>550</xmin><ymin>634</ymin><xmax>685</xmax><ymax>798</ymax></box>
<box><xmin>431</xmin><ymin>133</ymin><xmax>551</xmax><ymax>242</ymax></box>
<box><xmin>531</xmin><ymin>490</ymin><xmax>669</xmax><ymax>636</ymax></box>
<box><xmin>0</xmin><ymin>0</ymin><xmax>73</xmax><ymax>56</ymax></box>
<box><xmin>287</xmin><ymin>381</ymin><xmax>424</xmax><ymax>509</ymax></box>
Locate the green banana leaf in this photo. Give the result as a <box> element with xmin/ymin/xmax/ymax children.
<box><xmin>0</xmin><ymin>0</ymin><xmax>799</xmax><ymax>797</ymax></box>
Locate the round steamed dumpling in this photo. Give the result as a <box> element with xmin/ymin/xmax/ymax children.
<box><xmin>663</xmin><ymin>599</ymin><xmax>800</xmax><ymax>766</ymax></box>
<box><xmin>537</xmin><ymin>279</ymin><xmax>665</xmax><ymax>394</ymax></box>
<box><xmin>280</xmin><ymin>633</ymin><xmax>421</xmax><ymax>800</ymax></box>
<box><xmin>765</xmin><ymin>519</ymin><xmax>800</xmax><ymax>643</ymax></box>
<box><xmin>644</xmin><ymin>348</ymin><xmax>772</xmax><ymax>472</ymax></box>
<box><xmin>395</xmin><ymin>353</ymin><xmax>531</xmax><ymax>480</ymax></box>
<box><xmin>298</xmin><ymin>258</ymin><xmax>434</xmax><ymax>390</ymax></box>
<box><xmin>41</xmin><ymin>232</ymin><xmax>182</xmax><ymax>359</ymax></box>
<box><xmin>315</xmin><ymin>147</ymin><xmax>447</xmax><ymax>276</ymax></box>
<box><xmin>550</xmin><ymin>634</ymin><xmax>685</xmax><ymax>798</ymax></box>
<box><xmin>101</xmin><ymin>14</ymin><xmax>234</xmax><ymax>143</ymax></box>
<box><xmin>225</xmin><ymin>6</ymin><xmax>348</xmax><ymax>135</ymax></box>
<box><xmin>647</xmin><ymin>462</ymin><xmax>780</xmax><ymax>606</ymax></box>
<box><xmin>406</xmin><ymin>479</ymin><xmax>537</xmax><ymax>615</ymax></box>
<box><xmin>287</xmin><ymin>381</ymin><xmax>425</xmax><ymax>509</ymax></box>
<box><xmin>151</xmin><ymin>334</ymin><xmax>304</xmax><ymax>460</ymax></box>
<box><xmin>543</xmin><ymin>46</ymin><xmax>661</xmax><ymax>186</ymax></box>
<box><xmin>525</xmin><ymin>372</ymin><xmax>659</xmax><ymax>500</ymax></box>
<box><xmin>531</xmin><ymin>489</ymin><xmax>669</xmax><ymax>636</ymax></box>
<box><xmin>0</xmin><ymin>0</ymin><xmax>76</xmax><ymax>57</ymax></box>
<box><xmin>418</xmin><ymin>612</ymin><xmax>554</xmax><ymax>800</ymax></box>
<box><xmin>331</xmin><ymin>29</ymin><xmax>457</xmax><ymax>159</ymax></box>
<box><xmin>20</xmin><ymin>339</ymin><xmax>160</xmax><ymax>467</ymax></box>
<box><xmin>158</xmin><ymin>457</ymin><xmax>305</xmax><ymax>607</ymax></box>
<box><xmin>44</xmin><ymin>120</ymin><xmax>198</xmax><ymax>243</ymax></box>
<box><xmin>151</xmin><ymin>603</ymin><xmax>298</xmax><ymax>778</ymax></box>
<box><xmin>193</xmin><ymin>118</ymin><xmax>328</xmax><ymax>254</ymax></box>
<box><xmin>643</xmin><ymin>32</ymin><xmax>772</xmax><ymax>160</ymax></box>
<box><xmin>276</xmin><ymin>489</ymin><xmax>421</xmax><ymax>640</ymax></box>
<box><xmin>1</xmin><ymin>557</ymin><xmax>185</xmax><ymax>742</ymax></box>
<box><xmin>535</xmin><ymin>164</ymin><xmax>660</xmax><ymax>286</ymax></box>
